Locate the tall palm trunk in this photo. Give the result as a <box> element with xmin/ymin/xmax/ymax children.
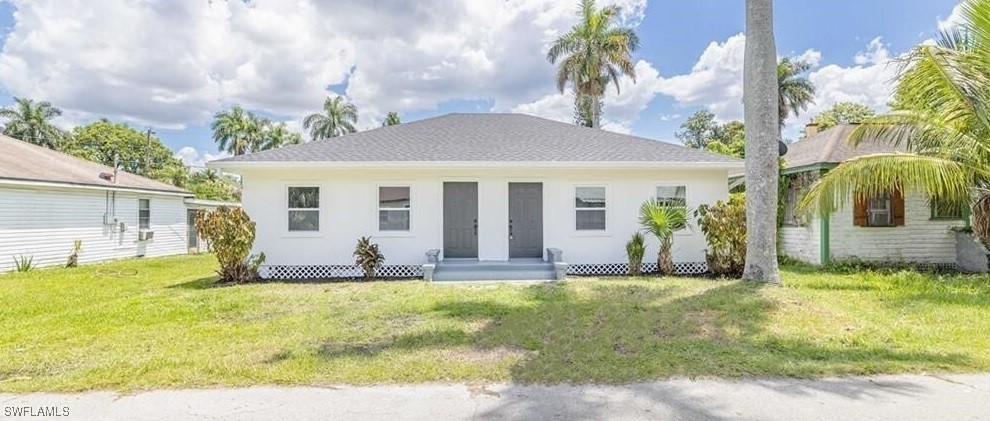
<box><xmin>742</xmin><ymin>0</ymin><xmax>781</xmax><ymax>283</ymax></box>
<box><xmin>658</xmin><ymin>238</ymin><xmax>674</xmax><ymax>276</ymax></box>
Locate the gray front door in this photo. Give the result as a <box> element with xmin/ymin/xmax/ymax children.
<box><xmin>443</xmin><ymin>182</ymin><xmax>478</xmax><ymax>258</ymax></box>
<box><xmin>509</xmin><ymin>183</ymin><xmax>543</xmax><ymax>258</ymax></box>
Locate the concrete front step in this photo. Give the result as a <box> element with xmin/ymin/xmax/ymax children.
<box><xmin>432</xmin><ymin>269</ymin><xmax>558</xmax><ymax>282</ymax></box>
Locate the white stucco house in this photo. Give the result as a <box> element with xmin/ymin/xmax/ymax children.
<box><xmin>779</xmin><ymin>124</ymin><xmax>983</xmax><ymax>271</ymax></box>
<box><xmin>0</xmin><ymin>135</ymin><xmax>226</xmax><ymax>272</ymax></box>
<box><xmin>209</xmin><ymin>113</ymin><xmax>744</xmax><ymax>281</ymax></box>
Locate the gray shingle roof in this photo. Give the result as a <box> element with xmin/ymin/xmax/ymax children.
<box><xmin>0</xmin><ymin>135</ymin><xmax>190</xmax><ymax>194</ymax></box>
<box><xmin>784</xmin><ymin>124</ymin><xmax>904</xmax><ymax>171</ymax></box>
<box><xmin>214</xmin><ymin>113</ymin><xmax>741</xmax><ymax>165</ymax></box>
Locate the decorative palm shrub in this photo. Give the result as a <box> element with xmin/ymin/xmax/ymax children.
<box><xmin>639</xmin><ymin>198</ymin><xmax>689</xmax><ymax>276</ymax></box>
<box><xmin>66</xmin><ymin>240</ymin><xmax>82</xmax><ymax>268</ymax></box>
<box><xmin>626</xmin><ymin>232</ymin><xmax>645</xmax><ymax>276</ymax></box>
<box><xmin>354</xmin><ymin>236</ymin><xmax>385</xmax><ymax>280</ymax></box>
<box><xmin>696</xmin><ymin>194</ymin><xmax>747</xmax><ymax>278</ymax></box>
<box><xmin>196</xmin><ymin>207</ymin><xmax>265</xmax><ymax>283</ymax></box>
<box><xmin>12</xmin><ymin>255</ymin><xmax>34</xmax><ymax>272</ymax></box>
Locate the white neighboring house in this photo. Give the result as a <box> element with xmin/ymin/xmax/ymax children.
<box><xmin>0</xmin><ymin>135</ymin><xmax>227</xmax><ymax>272</ymax></box>
<box><xmin>209</xmin><ymin>113</ymin><xmax>744</xmax><ymax>281</ymax></box>
<box><xmin>779</xmin><ymin>124</ymin><xmax>981</xmax><ymax>270</ymax></box>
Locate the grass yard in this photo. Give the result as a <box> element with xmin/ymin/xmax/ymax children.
<box><xmin>1</xmin><ymin>254</ymin><xmax>989</xmax><ymax>392</ymax></box>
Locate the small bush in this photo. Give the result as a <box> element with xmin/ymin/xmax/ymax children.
<box><xmin>13</xmin><ymin>255</ymin><xmax>34</xmax><ymax>272</ymax></box>
<box><xmin>625</xmin><ymin>232</ymin><xmax>645</xmax><ymax>276</ymax></box>
<box><xmin>196</xmin><ymin>207</ymin><xmax>265</xmax><ymax>283</ymax></box>
<box><xmin>696</xmin><ymin>193</ymin><xmax>746</xmax><ymax>278</ymax></box>
<box><xmin>66</xmin><ymin>240</ymin><xmax>82</xmax><ymax>268</ymax></box>
<box><xmin>353</xmin><ymin>237</ymin><xmax>385</xmax><ymax>279</ymax></box>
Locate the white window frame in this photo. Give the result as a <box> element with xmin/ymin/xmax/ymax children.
<box><xmin>866</xmin><ymin>194</ymin><xmax>893</xmax><ymax>227</ymax></box>
<box><xmin>376</xmin><ymin>183</ymin><xmax>413</xmax><ymax>235</ymax></box>
<box><xmin>285</xmin><ymin>184</ymin><xmax>322</xmax><ymax>237</ymax></box>
<box><xmin>138</xmin><ymin>198</ymin><xmax>151</xmax><ymax>230</ymax></box>
<box><xmin>656</xmin><ymin>183</ymin><xmax>692</xmax><ymax>236</ymax></box>
<box><xmin>573</xmin><ymin>184</ymin><xmax>609</xmax><ymax>235</ymax></box>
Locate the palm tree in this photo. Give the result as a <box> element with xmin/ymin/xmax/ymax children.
<box><xmin>742</xmin><ymin>0</ymin><xmax>781</xmax><ymax>283</ymax></box>
<box><xmin>0</xmin><ymin>97</ymin><xmax>67</xmax><ymax>149</ymax></box>
<box><xmin>382</xmin><ymin>111</ymin><xmax>401</xmax><ymax>127</ymax></box>
<box><xmin>801</xmin><ymin>0</ymin><xmax>990</xmax><ymax>247</ymax></box>
<box><xmin>262</xmin><ymin>122</ymin><xmax>303</xmax><ymax>150</ymax></box>
<box><xmin>211</xmin><ymin>106</ymin><xmax>258</xmax><ymax>155</ymax></box>
<box><xmin>303</xmin><ymin>96</ymin><xmax>358</xmax><ymax>141</ymax></box>
<box><xmin>547</xmin><ymin>0</ymin><xmax>640</xmax><ymax>129</ymax></box>
<box><xmin>777</xmin><ymin>57</ymin><xmax>816</xmax><ymax>127</ymax></box>
<box><xmin>639</xmin><ymin>199</ymin><xmax>689</xmax><ymax>276</ymax></box>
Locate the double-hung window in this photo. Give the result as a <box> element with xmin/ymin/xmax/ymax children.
<box><xmin>867</xmin><ymin>194</ymin><xmax>893</xmax><ymax>227</ymax></box>
<box><xmin>379</xmin><ymin>186</ymin><xmax>411</xmax><ymax>231</ymax></box>
<box><xmin>575</xmin><ymin>186</ymin><xmax>607</xmax><ymax>231</ymax></box>
<box><xmin>656</xmin><ymin>185</ymin><xmax>687</xmax><ymax>208</ymax></box>
<box><xmin>287</xmin><ymin>186</ymin><xmax>320</xmax><ymax>232</ymax></box>
<box><xmin>138</xmin><ymin>199</ymin><xmax>150</xmax><ymax>230</ymax></box>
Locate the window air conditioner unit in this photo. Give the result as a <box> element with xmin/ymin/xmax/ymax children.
<box><xmin>139</xmin><ymin>230</ymin><xmax>155</xmax><ymax>241</ymax></box>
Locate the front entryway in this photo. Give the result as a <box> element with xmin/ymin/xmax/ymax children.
<box><xmin>443</xmin><ymin>182</ymin><xmax>479</xmax><ymax>258</ymax></box>
<box><xmin>508</xmin><ymin>182</ymin><xmax>543</xmax><ymax>258</ymax></box>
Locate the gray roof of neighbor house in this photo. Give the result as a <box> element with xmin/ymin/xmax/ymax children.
<box><xmin>212</xmin><ymin>113</ymin><xmax>742</xmax><ymax>166</ymax></box>
<box><xmin>0</xmin><ymin>134</ymin><xmax>190</xmax><ymax>195</ymax></box>
<box><xmin>783</xmin><ymin>124</ymin><xmax>904</xmax><ymax>173</ymax></box>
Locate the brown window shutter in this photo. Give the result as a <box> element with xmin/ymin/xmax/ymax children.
<box><xmin>892</xmin><ymin>188</ymin><xmax>906</xmax><ymax>226</ymax></box>
<box><xmin>853</xmin><ymin>194</ymin><xmax>868</xmax><ymax>226</ymax></box>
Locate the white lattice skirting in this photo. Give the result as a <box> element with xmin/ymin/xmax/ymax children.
<box><xmin>568</xmin><ymin>262</ymin><xmax>709</xmax><ymax>276</ymax></box>
<box><xmin>261</xmin><ymin>264</ymin><xmax>424</xmax><ymax>280</ymax></box>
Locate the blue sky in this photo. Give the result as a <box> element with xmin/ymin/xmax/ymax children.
<box><xmin>0</xmin><ymin>0</ymin><xmax>964</xmax><ymax>168</ymax></box>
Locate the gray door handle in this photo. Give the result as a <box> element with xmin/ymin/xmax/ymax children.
<box><xmin>473</xmin><ymin>219</ymin><xmax>478</xmax><ymax>236</ymax></box>
<box><xmin>509</xmin><ymin>219</ymin><xmax>514</xmax><ymax>240</ymax></box>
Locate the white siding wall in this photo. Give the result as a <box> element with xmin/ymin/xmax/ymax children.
<box><xmin>240</xmin><ymin>167</ymin><xmax>730</xmax><ymax>266</ymax></box>
<box><xmin>828</xmin><ymin>193</ymin><xmax>964</xmax><ymax>264</ymax></box>
<box><xmin>780</xmin><ymin>223</ymin><xmax>821</xmax><ymax>265</ymax></box>
<box><xmin>0</xmin><ymin>185</ymin><xmax>190</xmax><ymax>272</ymax></box>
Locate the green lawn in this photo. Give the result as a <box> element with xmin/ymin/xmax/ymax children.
<box><xmin>1</xmin><ymin>254</ymin><xmax>988</xmax><ymax>392</ymax></box>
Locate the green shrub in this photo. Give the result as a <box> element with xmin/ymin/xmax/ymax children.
<box><xmin>12</xmin><ymin>255</ymin><xmax>34</xmax><ymax>272</ymax></box>
<box><xmin>196</xmin><ymin>207</ymin><xmax>265</xmax><ymax>283</ymax></box>
<box><xmin>696</xmin><ymin>193</ymin><xmax>746</xmax><ymax>278</ymax></box>
<box><xmin>625</xmin><ymin>232</ymin><xmax>645</xmax><ymax>276</ymax></box>
<box><xmin>353</xmin><ymin>236</ymin><xmax>385</xmax><ymax>279</ymax></box>
<box><xmin>66</xmin><ymin>240</ymin><xmax>82</xmax><ymax>268</ymax></box>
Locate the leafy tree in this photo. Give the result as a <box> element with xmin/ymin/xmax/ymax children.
<box><xmin>808</xmin><ymin>102</ymin><xmax>876</xmax><ymax>133</ymax></box>
<box><xmin>705</xmin><ymin>121</ymin><xmax>746</xmax><ymax>158</ymax></box>
<box><xmin>801</xmin><ymin>0</ymin><xmax>990</xmax><ymax>247</ymax></box>
<box><xmin>196</xmin><ymin>207</ymin><xmax>264</xmax><ymax>283</ymax></box>
<box><xmin>547</xmin><ymin>0</ymin><xmax>639</xmax><ymax>129</ymax></box>
<box><xmin>382</xmin><ymin>111</ymin><xmax>401</xmax><ymax>127</ymax></box>
<box><xmin>696</xmin><ymin>194</ymin><xmax>747</xmax><ymax>277</ymax></box>
<box><xmin>676</xmin><ymin>110</ymin><xmax>720</xmax><ymax>148</ymax></box>
<box><xmin>303</xmin><ymin>96</ymin><xmax>358</xmax><ymax>141</ymax></box>
<box><xmin>212</xmin><ymin>106</ymin><xmax>258</xmax><ymax>155</ymax></box>
<box><xmin>0</xmin><ymin>97</ymin><xmax>67</xmax><ymax>149</ymax></box>
<box><xmin>263</xmin><ymin>122</ymin><xmax>303</xmax><ymax>150</ymax></box>
<box><xmin>777</xmin><ymin>57</ymin><xmax>816</xmax><ymax>127</ymax></box>
<box><xmin>61</xmin><ymin>119</ymin><xmax>186</xmax><ymax>180</ymax></box>
<box><xmin>743</xmin><ymin>0</ymin><xmax>781</xmax><ymax>283</ymax></box>
<box><xmin>639</xmin><ymin>198</ymin><xmax>689</xmax><ymax>276</ymax></box>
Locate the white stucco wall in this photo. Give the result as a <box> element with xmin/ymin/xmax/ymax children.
<box><xmin>828</xmin><ymin>193</ymin><xmax>964</xmax><ymax>264</ymax></box>
<box><xmin>0</xmin><ymin>185</ymin><xmax>191</xmax><ymax>272</ymax></box>
<box><xmin>239</xmin><ymin>167</ymin><xmax>731</xmax><ymax>267</ymax></box>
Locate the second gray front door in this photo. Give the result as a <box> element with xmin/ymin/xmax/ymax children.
<box><xmin>508</xmin><ymin>183</ymin><xmax>543</xmax><ymax>258</ymax></box>
<box><xmin>443</xmin><ymin>182</ymin><xmax>478</xmax><ymax>258</ymax></box>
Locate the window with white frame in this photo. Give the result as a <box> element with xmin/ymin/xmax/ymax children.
<box><xmin>867</xmin><ymin>194</ymin><xmax>893</xmax><ymax>227</ymax></box>
<box><xmin>138</xmin><ymin>199</ymin><xmax>150</xmax><ymax>230</ymax></box>
<box><xmin>287</xmin><ymin>186</ymin><xmax>320</xmax><ymax>231</ymax></box>
<box><xmin>575</xmin><ymin>186</ymin><xmax>607</xmax><ymax>231</ymax></box>
<box><xmin>656</xmin><ymin>185</ymin><xmax>686</xmax><ymax>208</ymax></box>
<box><xmin>378</xmin><ymin>186</ymin><xmax>411</xmax><ymax>231</ymax></box>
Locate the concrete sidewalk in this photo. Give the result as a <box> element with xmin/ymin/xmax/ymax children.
<box><xmin>2</xmin><ymin>374</ymin><xmax>988</xmax><ymax>420</ymax></box>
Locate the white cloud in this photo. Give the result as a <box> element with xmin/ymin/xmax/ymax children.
<box><xmin>938</xmin><ymin>3</ymin><xmax>967</xmax><ymax>31</ymax></box>
<box><xmin>656</xmin><ymin>34</ymin><xmax>748</xmax><ymax>121</ymax></box>
<box><xmin>0</xmin><ymin>0</ymin><xmax>646</xmax><ymax>131</ymax></box>
<box><xmin>853</xmin><ymin>37</ymin><xmax>891</xmax><ymax>65</ymax></box>
<box><xmin>175</xmin><ymin>146</ymin><xmax>230</xmax><ymax>171</ymax></box>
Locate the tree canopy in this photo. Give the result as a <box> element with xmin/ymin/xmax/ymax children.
<box><xmin>676</xmin><ymin>110</ymin><xmax>745</xmax><ymax>158</ymax></box>
<box><xmin>0</xmin><ymin>97</ymin><xmax>67</xmax><ymax>149</ymax></box>
<box><xmin>808</xmin><ymin>102</ymin><xmax>876</xmax><ymax>134</ymax></box>
<box><xmin>61</xmin><ymin>119</ymin><xmax>185</xmax><ymax>179</ymax></box>
<box><xmin>303</xmin><ymin>96</ymin><xmax>358</xmax><ymax>141</ymax></box>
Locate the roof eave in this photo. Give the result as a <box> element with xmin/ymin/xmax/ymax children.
<box><xmin>209</xmin><ymin>160</ymin><xmax>745</xmax><ymax>172</ymax></box>
<box><xmin>0</xmin><ymin>177</ymin><xmax>193</xmax><ymax>197</ymax></box>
